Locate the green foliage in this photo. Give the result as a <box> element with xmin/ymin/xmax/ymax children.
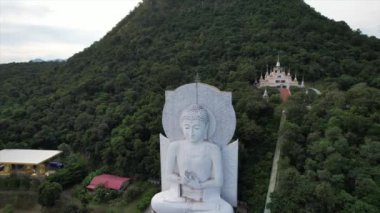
<box><xmin>0</xmin><ymin>191</ymin><xmax>37</xmax><ymax>210</ymax></box>
<box><xmin>73</xmin><ymin>169</ymin><xmax>112</xmax><ymax>208</ymax></box>
<box><xmin>121</xmin><ymin>181</ymin><xmax>156</xmax><ymax>204</ymax></box>
<box><xmin>0</xmin><ymin>174</ymin><xmax>38</xmax><ymax>191</ymax></box>
<box><xmin>123</xmin><ymin>183</ymin><xmax>145</xmax><ymax>203</ymax></box>
<box><xmin>136</xmin><ymin>193</ymin><xmax>153</xmax><ymax>212</ymax></box>
<box><xmin>38</xmin><ymin>181</ymin><xmax>63</xmax><ymax>207</ymax></box>
<box><xmin>136</xmin><ymin>187</ymin><xmax>159</xmax><ymax>212</ymax></box>
<box><xmin>47</xmin><ymin>153</ymin><xmax>88</xmax><ymax>188</ymax></box>
<box><xmin>2</xmin><ymin>204</ymin><xmax>14</xmax><ymax>213</ymax></box>
<box><xmin>271</xmin><ymin>84</ymin><xmax>380</xmax><ymax>212</ymax></box>
<box><xmin>63</xmin><ymin>203</ymin><xmax>87</xmax><ymax>213</ymax></box>
<box><xmin>92</xmin><ymin>186</ymin><xmax>120</xmax><ymax>204</ymax></box>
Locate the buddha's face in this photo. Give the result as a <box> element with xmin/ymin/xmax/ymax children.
<box><xmin>181</xmin><ymin>119</ymin><xmax>207</xmax><ymax>143</ymax></box>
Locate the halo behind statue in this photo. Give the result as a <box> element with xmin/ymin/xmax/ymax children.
<box><xmin>162</xmin><ymin>83</ymin><xmax>236</xmax><ymax>147</ymax></box>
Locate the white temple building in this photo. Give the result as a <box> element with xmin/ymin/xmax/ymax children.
<box><xmin>257</xmin><ymin>56</ymin><xmax>303</xmax><ymax>89</ymax></box>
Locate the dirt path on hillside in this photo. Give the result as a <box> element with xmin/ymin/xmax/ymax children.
<box><xmin>263</xmin><ymin>110</ymin><xmax>287</xmax><ymax>213</ymax></box>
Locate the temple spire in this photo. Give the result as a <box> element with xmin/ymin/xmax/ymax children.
<box><xmin>195</xmin><ymin>72</ymin><xmax>200</xmax><ymax>104</ymax></box>
<box><xmin>263</xmin><ymin>87</ymin><xmax>269</xmax><ymax>101</ymax></box>
<box><xmin>276</xmin><ymin>53</ymin><xmax>280</xmax><ymax>67</ymax></box>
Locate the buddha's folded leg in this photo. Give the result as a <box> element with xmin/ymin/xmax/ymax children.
<box><xmin>189</xmin><ymin>198</ymin><xmax>233</xmax><ymax>213</ymax></box>
<box><xmin>151</xmin><ymin>191</ymin><xmax>188</xmax><ymax>213</ymax></box>
<box><xmin>152</xmin><ymin>191</ymin><xmax>233</xmax><ymax>213</ymax></box>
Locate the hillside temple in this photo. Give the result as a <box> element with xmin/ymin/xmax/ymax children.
<box><xmin>257</xmin><ymin>56</ymin><xmax>304</xmax><ymax>89</ymax></box>
<box><xmin>257</xmin><ymin>56</ymin><xmax>304</xmax><ymax>102</ymax></box>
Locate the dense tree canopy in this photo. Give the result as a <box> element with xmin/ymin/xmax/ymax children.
<box><xmin>270</xmin><ymin>83</ymin><xmax>380</xmax><ymax>212</ymax></box>
<box><xmin>38</xmin><ymin>182</ymin><xmax>63</xmax><ymax>207</ymax></box>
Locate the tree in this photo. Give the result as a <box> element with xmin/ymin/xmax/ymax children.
<box><xmin>57</xmin><ymin>142</ymin><xmax>73</xmax><ymax>160</ymax></box>
<box><xmin>47</xmin><ymin>153</ymin><xmax>88</xmax><ymax>188</ymax></box>
<box><xmin>38</xmin><ymin>182</ymin><xmax>62</xmax><ymax>207</ymax></box>
<box><xmin>2</xmin><ymin>204</ymin><xmax>14</xmax><ymax>213</ymax></box>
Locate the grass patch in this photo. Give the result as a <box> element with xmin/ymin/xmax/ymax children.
<box><xmin>0</xmin><ymin>190</ymin><xmax>39</xmax><ymax>210</ymax></box>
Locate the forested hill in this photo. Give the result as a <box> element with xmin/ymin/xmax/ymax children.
<box><xmin>1</xmin><ymin>0</ymin><xmax>380</xmax><ymax>212</ymax></box>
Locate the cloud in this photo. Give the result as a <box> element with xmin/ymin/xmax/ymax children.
<box><xmin>305</xmin><ymin>0</ymin><xmax>380</xmax><ymax>38</ymax></box>
<box><xmin>0</xmin><ymin>0</ymin><xmax>142</xmax><ymax>63</ymax></box>
<box><xmin>1</xmin><ymin>23</ymin><xmax>100</xmax><ymax>45</ymax></box>
<box><xmin>0</xmin><ymin>0</ymin><xmax>50</xmax><ymax>19</ymax></box>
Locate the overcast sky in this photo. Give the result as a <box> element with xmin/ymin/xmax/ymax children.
<box><xmin>0</xmin><ymin>0</ymin><xmax>379</xmax><ymax>64</ymax></box>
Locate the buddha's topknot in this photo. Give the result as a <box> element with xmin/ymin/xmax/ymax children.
<box><xmin>180</xmin><ymin>104</ymin><xmax>209</xmax><ymax>124</ymax></box>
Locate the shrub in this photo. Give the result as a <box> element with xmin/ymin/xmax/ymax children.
<box><xmin>136</xmin><ymin>189</ymin><xmax>156</xmax><ymax>212</ymax></box>
<box><xmin>18</xmin><ymin>175</ymin><xmax>31</xmax><ymax>189</ymax></box>
<box><xmin>47</xmin><ymin>154</ymin><xmax>88</xmax><ymax>188</ymax></box>
<box><xmin>2</xmin><ymin>204</ymin><xmax>14</xmax><ymax>213</ymax></box>
<box><xmin>38</xmin><ymin>182</ymin><xmax>63</xmax><ymax>207</ymax></box>
<box><xmin>135</xmin><ymin>183</ymin><xmax>159</xmax><ymax>212</ymax></box>
<box><xmin>93</xmin><ymin>186</ymin><xmax>120</xmax><ymax>203</ymax></box>
<box><xmin>64</xmin><ymin>204</ymin><xmax>80</xmax><ymax>213</ymax></box>
<box><xmin>123</xmin><ymin>184</ymin><xmax>144</xmax><ymax>202</ymax></box>
<box><xmin>0</xmin><ymin>175</ymin><xmax>35</xmax><ymax>191</ymax></box>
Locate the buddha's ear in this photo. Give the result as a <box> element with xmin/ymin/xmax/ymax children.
<box><xmin>180</xmin><ymin>122</ymin><xmax>185</xmax><ymax>138</ymax></box>
<box><xmin>203</xmin><ymin>122</ymin><xmax>209</xmax><ymax>140</ymax></box>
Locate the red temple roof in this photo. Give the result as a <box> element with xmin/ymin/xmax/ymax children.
<box><xmin>86</xmin><ymin>174</ymin><xmax>130</xmax><ymax>191</ymax></box>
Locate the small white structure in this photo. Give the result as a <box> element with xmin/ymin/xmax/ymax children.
<box><xmin>0</xmin><ymin>149</ymin><xmax>62</xmax><ymax>164</ymax></box>
<box><xmin>257</xmin><ymin>56</ymin><xmax>302</xmax><ymax>89</ymax></box>
<box><xmin>0</xmin><ymin>149</ymin><xmax>62</xmax><ymax>176</ymax></box>
<box><xmin>262</xmin><ymin>88</ymin><xmax>269</xmax><ymax>102</ymax></box>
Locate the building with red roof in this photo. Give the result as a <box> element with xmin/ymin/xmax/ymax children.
<box><xmin>86</xmin><ymin>174</ymin><xmax>130</xmax><ymax>191</ymax></box>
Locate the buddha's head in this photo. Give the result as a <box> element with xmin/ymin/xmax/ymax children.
<box><xmin>180</xmin><ymin>104</ymin><xmax>209</xmax><ymax>143</ymax></box>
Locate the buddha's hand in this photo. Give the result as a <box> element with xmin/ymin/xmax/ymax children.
<box><xmin>187</xmin><ymin>178</ymin><xmax>202</xmax><ymax>189</ymax></box>
<box><xmin>182</xmin><ymin>171</ymin><xmax>202</xmax><ymax>189</ymax></box>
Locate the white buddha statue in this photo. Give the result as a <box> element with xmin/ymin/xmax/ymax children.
<box><xmin>151</xmin><ymin>104</ymin><xmax>234</xmax><ymax>213</ymax></box>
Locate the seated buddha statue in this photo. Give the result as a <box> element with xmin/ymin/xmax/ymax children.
<box><xmin>151</xmin><ymin>104</ymin><xmax>233</xmax><ymax>213</ymax></box>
